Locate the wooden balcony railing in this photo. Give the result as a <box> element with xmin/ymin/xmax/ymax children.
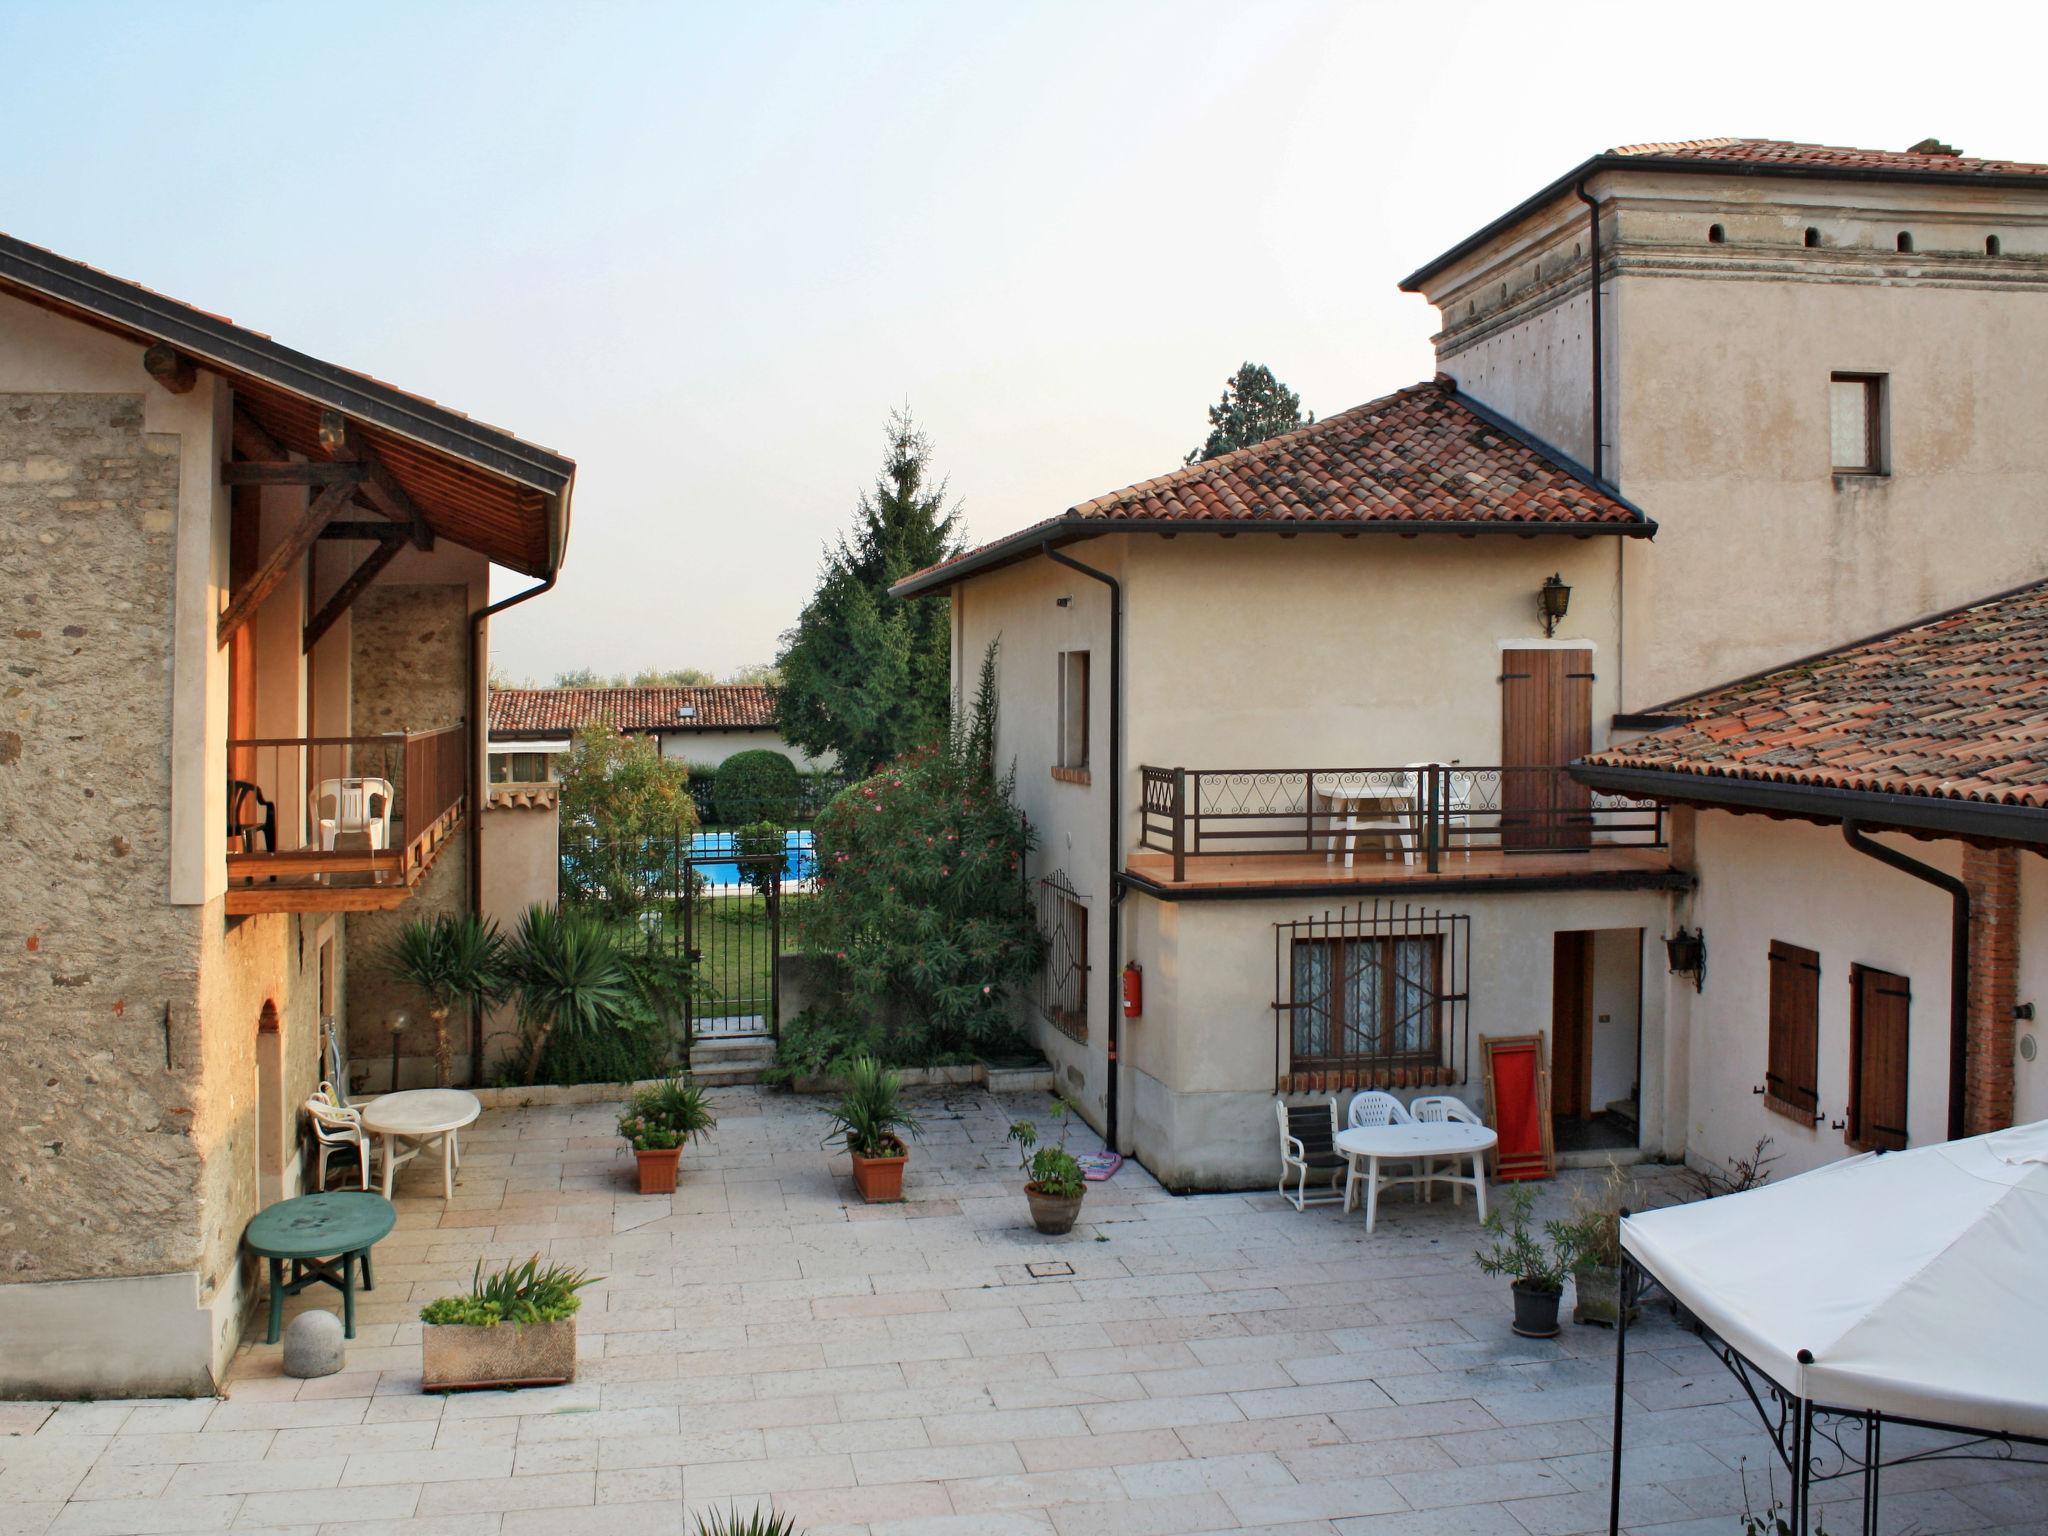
<box><xmin>1137</xmin><ymin>763</ymin><xmax>1665</xmax><ymax>883</ymax></box>
<box><xmin>226</xmin><ymin>725</ymin><xmax>468</xmax><ymax>910</ymax></box>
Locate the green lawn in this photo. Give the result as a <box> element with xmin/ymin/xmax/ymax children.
<box><xmin>631</xmin><ymin>890</ymin><xmax>817</xmax><ymax>1029</ymax></box>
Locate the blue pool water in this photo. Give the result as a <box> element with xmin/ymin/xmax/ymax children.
<box><xmin>691</xmin><ymin>828</ymin><xmax>816</xmax><ymax>886</ymax></box>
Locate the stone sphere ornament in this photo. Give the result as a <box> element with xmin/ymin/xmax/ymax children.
<box><xmin>282</xmin><ymin>1309</ymin><xmax>346</xmax><ymax>1379</ymax></box>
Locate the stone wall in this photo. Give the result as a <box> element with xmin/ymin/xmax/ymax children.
<box><xmin>346</xmin><ymin>583</ymin><xmax>472</xmax><ymax>1083</ymax></box>
<box><xmin>1964</xmin><ymin>845</ymin><xmax>2020</xmax><ymax>1135</ymax></box>
<box><xmin>0</xmin><ymin>393</ymin><xmax>206</xmax><ymax>1283</ymax></box>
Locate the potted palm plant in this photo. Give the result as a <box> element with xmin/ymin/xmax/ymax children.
<box><xmin>821</xmin><ymin>1056</ymin><xmax>920</xmax><ymax>1203</ymax></box>
<box><xmin>1473</xmin><ymin>1185</ymin><xmax>1581</xmax><ymax>1339</ymax></box>
<box><xmin>618</xmin><ymin>1075</ymin><xmax>717</xmax><ymax>1194</ymax></box>
<box><xmin>420</xmin><ymin>1254</ymin><xmax>598</xmax><ymax>1391</ymax></box>
<box><xmin>1007</xmin><ymin>1100</ymin><xmax>1087</xmax><ymax>1234</ymax></box>
<box><xmin>506</xmin><ymin>904</ymin><xmax>630</xmax><ymax>1085</ymax></box>
<box><xmin>387</xmin><ymin>912</ymin><xmax>506</xmax><ymax>1088</ymax></box>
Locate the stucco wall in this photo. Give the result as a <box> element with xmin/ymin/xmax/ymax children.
<box><xmin>479</xmin><ymin>796</ymin><xmax>560</xmax><ymax>1076</ymax></box>
<box><xmin>1676</xmin><ymin>811</ymin><xmax>2008</xmax><ymax>1179</ymax></box>
<box><xmin>1421</xmin><ymin>171</ymin><xmax>2048</xmax><ymax>713</ymax></box>
<box><xmin>656</xmin><ymin>728</ymin><xmax>834</xmax><ymax>772</ymax></box>
<box><xmin>2009</xmin><ymin>855</ymin><xmax>2048</xmax><ymax>1128</ymax></box>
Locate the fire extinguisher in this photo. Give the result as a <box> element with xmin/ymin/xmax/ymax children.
<box><xmin>1121</xmin><ymin>961</ymin><xmax>1142</xmax><ymax>1019</ymax></box>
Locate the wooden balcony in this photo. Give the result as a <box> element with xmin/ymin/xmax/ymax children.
<box><xmin>226</xmin><ymin>726</ymin><xmax>467</xmax><ymax>914</ymax></box>
<box><xmin>1129</xmin><ymin>763</ymin><xmax>1681</xmax><ymax>897</ymax></box>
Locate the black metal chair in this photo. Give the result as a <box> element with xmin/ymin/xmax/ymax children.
<box><xmin>1277</xmin><ymin>1098</ymin><xmax>1347</xmax><ymax>1210</ymax></box>
<box><xmin>228</xmin><ymin>779</ymin><xmax>276</xmax><ymax>854</ymax></box>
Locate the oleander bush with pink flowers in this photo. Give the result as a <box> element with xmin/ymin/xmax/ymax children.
<box><xmin>786</xmin><ymin>643</ymin><xmax>1041</xmax><ymax>1073</ymax></box>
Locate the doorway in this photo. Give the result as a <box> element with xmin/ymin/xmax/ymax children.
<box><xmin>1550</xmin><ymin>928</ymin><xmax>1642</xmax><ymax>1152</ymax></box>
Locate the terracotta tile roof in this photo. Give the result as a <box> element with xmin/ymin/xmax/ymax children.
<box><xmin>489</xmin><ymin>686</ymin><xmax>778</xmax><ymax>737</ymax></box>
<box><xmin>894</xmin><ymin>379</ymin><xmax>1648</xmax><ymax>596</ymax></box>
<box><xmin>1607</xmin><ymin>137</ymin><xmax>2048</xmax><ymax>179</ymax></box>
<box><xmin>1583</xmin><ymin>580</ymin><xmax>2048</xmax><ymax>808</ymax></box>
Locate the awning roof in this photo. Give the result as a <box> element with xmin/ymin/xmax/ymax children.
<box><xmin>0</xmin><ymin>231</ymin><xmax>574</xmax><ymax>578</ymax></box>
<box><xmin>1622</xmin><ymin>1122</ymin><xmax>2048</xmax><ymax>1438</ymax></box>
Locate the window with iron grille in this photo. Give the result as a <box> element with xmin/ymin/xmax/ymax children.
<box><xmin>1275</xmin><ymin>902</ymin><xmax>1468</xmax><ymax>1091</ymax></box>
<box><xmin>1037</xmin><ymin>872</ymin><xmax>1089</xmax><ymax>1040</ymax></box>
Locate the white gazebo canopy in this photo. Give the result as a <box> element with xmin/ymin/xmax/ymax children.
<box><xmin>1621</xmin><ymin>1121</ymin><xmax>2048</xmax><ymax>1439</ymax></box>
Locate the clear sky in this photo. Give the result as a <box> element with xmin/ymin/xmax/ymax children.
<box><xmin>5</xmin><ymin>1</ymin><xmax>2042</xmax><ymax>682</ymax></box>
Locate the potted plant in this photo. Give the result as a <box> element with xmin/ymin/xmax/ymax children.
<box><xmin>618</xmin><ymin>1075</ymin><xmax>717</xmax><ymax>1195</ymax></box>
<box><xmin>419</xmin><ymin>1255</ymin><xmax>598</xmax><ymax>1391</ymax></box>
<box><xmin>1008</xmin><ymin>1100</ymin><xmax>1087</xmax><ymax>1235</ymax></box>
<box><xmin>1473</xmin><ymin>1185</ymin><xmax>1581</xmax><ymax>1339</ymax></box>
<box><xmin>821</xmin><ymin>1056</ymin><xmax>920</xmax><ymax>1203</ymax></box>
<box><xmin>1564</xmin><ymin>1160</ymin><xmax>1641</xmax><ymax>1328</ymax></box>
<box><xmin>387</xmin><ymin>912</ymin><xmax>506</xmax><ymax>1088</ymax></box>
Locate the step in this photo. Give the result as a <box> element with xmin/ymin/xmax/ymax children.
<box><xmin>689</xmin><ymin>1062</ymin><xmax>774</xmax><ymax>1086</ymax></box>
<box><xmin>690</xmin><ymin>1035</ymin><xmax>775</xmax><ymax>1060</ymax></box>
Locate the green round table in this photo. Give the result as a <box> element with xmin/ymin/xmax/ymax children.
<box><xmin>244</xmin><ymin>1191</ymin><xmax>395</xmax><ymax>1343</ymax></box>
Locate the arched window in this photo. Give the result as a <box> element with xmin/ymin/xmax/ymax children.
<box><xmin>1986</xmin><ymin>235</ymin><xmax>2003</xmax><ymax>256</ymax></box>
<box><xmin>1708</xmin><ymin>224</ymin><xmax>1726</xmax><ymax>244</ymax></box>
<box><xmin>1804</xmin><ymin>227</ymin><xmax>1821</xmax><ymax>248</ymax></box>
<box><xmin>1896</xmin><ymin>231</ymin><xmax>1915</xmax><ymax>254</ymax></box>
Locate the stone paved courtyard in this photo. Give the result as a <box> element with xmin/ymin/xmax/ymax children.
<box><xmin>3</xmin><ymin>1086</ymin><xmax>2044</xmax><ymax>1536</ymax></box>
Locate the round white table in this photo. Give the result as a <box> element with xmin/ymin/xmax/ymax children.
<box><xmin>359</xmin><ymin>1089</ymin><xmax>480</xmax><ymax>1201</ymax></box>
<box><xmin>1334</xmin><ymin>1122</ymin><xmax>1497</xmax><ymax>1233</ymax></box>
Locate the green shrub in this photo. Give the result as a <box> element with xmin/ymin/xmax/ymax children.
<box><xmin>1007</xmin><ymin>1100</ymin><xmax>1085</xmax><ymax>1200</ymax></box>
<box><xmin>715</xmin><ymin>749</ymin><xmax>800</xmax><ymax>824</ymax></box>
<box><xmin>1473</xmin><ymin>1186</ymin><xmax>1581</xmax><ymax>1295</ymax></box>
<box><xmin>692</xmin><ymin>1506</ymin><xmax>806</xmax><ymax>1536</ymax></box>
<box><xmin>619</xmin><ymin>1075</ymin><xmax>717</xmax><ymax>1150</ymax></box>
<box><xmin>507</xmin><ymin>906</ymin><xmax>632</xmax><ymax>1085</ymax></box>
<box><xmin>420</xmin><ymin>1255</ymin><xmax>598</xmax><ymax>1327</ymax></box>
<box><xmin>800</xmin><ymin>644</ymin><xmax>1039</xmax><ymax>1063</ymax></box>
<box><xmin>820</xmin><ymin>1055</ymin><xmax>921</xmax><ymax>1159</ymax></box>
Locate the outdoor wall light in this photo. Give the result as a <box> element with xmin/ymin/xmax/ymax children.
<box><xmin>1664</xmin><ymin>928</ymin><xmax>1706</xmax><ymax>992</ymax></box>
<box><xmin>385</xmin><ymin>1007</ymin><xmax>411</xmax><ymax>1092</ymax></box>
<box><xmin>1538</xmin><ymin>573</ymin><xmax>1571</xmax><ymax>637</ymax></box>
<box><xmin>1055</xmin><ymin>596</ymin><xmax>1072</xmax><ymax>608</ymax></box>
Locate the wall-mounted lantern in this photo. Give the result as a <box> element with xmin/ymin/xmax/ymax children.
<box><xmin>1539</xmin><ymin>573</ymin><xmax>1572</xmax><ymax>638</ymax></box>
<box><xmin>385</xmin><ymin>1007</ymin><xmax>411</xmax><ymax>1093</ymax></box>
<box><xmin>1664</xmin><ymin>928</ymin><xmax>1706</xmax><ymax>992</ymax></box>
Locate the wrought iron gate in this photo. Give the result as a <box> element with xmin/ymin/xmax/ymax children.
<box><xmin>679</xmin><ymin>834</ymin><xmax>817</xmax><ymax>1042</ymax></box>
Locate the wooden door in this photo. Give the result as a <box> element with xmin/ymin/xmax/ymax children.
<box><xmin>1500</xmin><ymin>649</ymin><xmax>1593</xmax><ymax>851</ymax></box>
<box><xmin>1849</xmin><ymin>965</ymin><xmax>1911</xmax><ymax>1151</ymax></box>
<box><xmin>1550</xmin><ymin>931</ymin><xmax>1593</xmax><ymax>1119</ymax></box>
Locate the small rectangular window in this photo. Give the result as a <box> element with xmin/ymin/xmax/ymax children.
<box><xmin>1057</xmin><ymin>650</ymin><xmax>1090</xmax><ymax>774</ymax></box>
<box><xmin>1037</xmin><ymin>874</ymin><xmax>1089</xmax><ymax>1040</ymax></box>
<box><xmin>1764</xmin><ymin>941</ymin><xmax>1820</xmax><ymax>1125</ymax></box>
<box><xmin>1830</xmin><ymin>373</ymin><xmax>1886</xmax><ymax>474</ymax></box>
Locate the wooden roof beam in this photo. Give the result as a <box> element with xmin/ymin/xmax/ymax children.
<box><xmin>304</xmin><ymin>529</ymin><xmax>406</xmax><ymax>653</ymax></box>
<box><xmin>321</xmin><ymin>410</ymin><xmax>434</xmax><ymax>551</ymax></box>
<box><xmin>143</xmin><ymin>340</ymin><xmax>196</xmax><ymax>394</ymax></box>
<box><xmin>230</xmin><ymin>404</ymin><xmax>286</xmax><ymax>461</ymax></box>
<box><xmin>217</xmin><ymin>478</ymin><xmax>354</xmax><ymax>646</ymax></box>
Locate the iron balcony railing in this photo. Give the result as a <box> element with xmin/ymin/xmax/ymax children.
<box><xmin>227</xmin><ymin>724</ymin><xmax>468</xmax><ymax>885</ymax></box>
<box><xmin>1137</xmin><ymin>763</ymin><xmax>1666</xmax><ymax>881</ymax></box>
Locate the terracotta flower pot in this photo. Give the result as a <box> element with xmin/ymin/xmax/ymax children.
<box><xmin>1024</xmin><ymin>1183</ymin><xmax>1085</xmax><ymax>1235</ymax></box>
<box><xmin>422</xmin><ymin>1318</ymin><xmax>576</xmax><ymax>1392</ymax></box>
<box><xmin>1511</xmin><ymin>1279</ymin><xmax>1563</xmax><ymax>1339</ymax></box>
<box><xmin>634</xmin><ymin>1145</ymin><xmax>682</xmax><ymax>1195</ymax></box>
<box><xmin>850</xmin><ymin>1138</ymin><xmax>908</xmax><ymax>1203</ymax></box>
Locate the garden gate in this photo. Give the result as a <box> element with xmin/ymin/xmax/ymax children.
<box><xmin>680</xmin><ymin>842</ymin><xmax>816</xmax><ymax>1040</ymax></box>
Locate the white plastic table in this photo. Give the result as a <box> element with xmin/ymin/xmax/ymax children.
<box><xmin>359</xmin><ymin>1089</ymin><xmax>480</xmax><ymax>1201</ymax></box>
<box><xmin>1335</xmin><ymin>1122</ymin><xmax>1497</xmax><ymax>1233</ymax></box>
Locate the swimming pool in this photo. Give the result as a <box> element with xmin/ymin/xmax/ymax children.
<box><xmin>690</xmin><ymin>827</ymin><xmax>816</xmax><ymax>886</ymax></box>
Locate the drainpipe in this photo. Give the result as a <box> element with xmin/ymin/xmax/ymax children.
<box><xmin>1042</xmin><ymin>541</ymin><xmax>1124</xmax><ymax>1151</ymax></box>
<box><xmin>1575</xmin><ymin>180</ymin><xmax>1605</xmax><ymax>481</ymax></box>
<box><xmin>465</xmin><ymin>571</ymin><xmax>557</xmax><ymax>1085</ymax></box>
<box><xmin>1840</xmin><ymin>820</ymin><xmax>1969</xmax><ymax>1141</ymax></box>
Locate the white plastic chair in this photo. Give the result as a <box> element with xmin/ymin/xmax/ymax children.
<box><xmin>311</xmin><ymin>777</ymin><xmax>393</xmax><ymax>852</ymax></box>
<box><xmin>1406</xmin><ymin>762</ymin><xmax>1475</xmax><ymax>858</ymax></box>
<box><xmin>307</xmin><ymin>1085</ymin><xmax>376</xmax><ymax>1190</ymax></box>
<box><xmin>1342</xmin><ymin>1092</ymin><xmax>1419</xmax><ymax>1216</ymax></box>
<box><xmin>1275</xmin><ymin>1099</ymin><xmax>1347</xmax><ymax>1210</ymax></box>
<box><xmin>1409</xmin><ymin>1094</ymin><xmax>1485</xmax><ymax>1206</ymax></box>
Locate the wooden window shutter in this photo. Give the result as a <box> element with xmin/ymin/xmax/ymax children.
<box><xmin>1764</xmin><ymin>941</ymin><xmax>1821</xmax><ymax>1124</ymax></box>
<box><xmin>1848</xmin><ymin>964</ymin><xmax>1911</xmax><ymax>1152</ymax></box>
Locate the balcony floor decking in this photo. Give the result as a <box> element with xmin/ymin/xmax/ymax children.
<box><xmin>1124</xmin><ymin>842</ymin><xmax>1680</xmax><ymax>896</ymax></box>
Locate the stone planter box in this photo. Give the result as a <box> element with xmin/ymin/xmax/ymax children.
<box><xmin>422</xmin><ymin>1319</ymin><xmax>576</xmax><ymax>1392</ymax></box>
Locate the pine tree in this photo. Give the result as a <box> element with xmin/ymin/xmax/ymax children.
<box><xmin>1185</xmin><ymin>362</ymin><xmax>1311</xmax><ymax>465</ymax></box>
<box><xmin>774</xmin><ymin>410</ymin><xmax>961</xmax><ymax>775</ymax></box>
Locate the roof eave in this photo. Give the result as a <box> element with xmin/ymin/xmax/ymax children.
<box><xmin>1399</xmin><ymin>152</ymin><xmax>2048</xmax><ymax>293</ymax></box>
<box><xmin>890</xmin><ymin>510</ymin><xmax>1653</xmax><ymax>600</ymax></box>
<box><xmin>1570</xmin><ymin>760</ymin><xmax>2048</xmax><ymax>847</ymax></box>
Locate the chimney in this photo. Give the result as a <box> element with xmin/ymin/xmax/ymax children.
<box><xmin>1907</xmin><ymin>138</ymin><xmax>1961</xmax><ymax>157</ymax></box>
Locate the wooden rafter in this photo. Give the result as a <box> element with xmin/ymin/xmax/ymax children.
<box><xmin>231</xmin><ymin>406</ymin><xmax>287</xmax><ymax>462</ymax></box>
<box><xmin>303</xmin><ymin>530</ymin><xmax>406</xmax><ymax>653</ymax></box>
<box><xmin>216</xmin><ymin>478</ymin><xmax>355</xmax><ymax>647</ymax></box>
<box><xmin>220</xmin><ymin>461</ymin><xmax>366</xmax><ymax>487</ymax></box>
<box><xmin>321</xmin><ymin>411</ymin><xmax>434</xmax><ymax>551</ymax></box>
<box><xmin>143</xmin><ymin>341</ymin><xmax>196</xmax><ymax>394</ymax></box>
